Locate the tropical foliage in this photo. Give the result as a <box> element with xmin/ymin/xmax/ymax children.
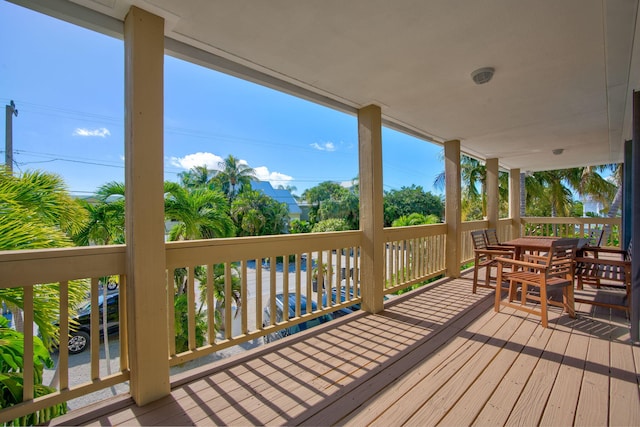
<box><xmin>0</xmin><ymin>168</ymin><xmax>89</xmax><ymax>346</ymax></box>
<box><xmin>231</xmin><ymin>189</ymin><xmax>289</xmax><ymax>236</ymax></box>
<box><xmin>73</xmin><ymin>181</ymin><xmax>125</xmax><ymax>246</ymax></box>
<box><xmin>213</xmin><ymin>155</ymin><xmax>256</xmax><ymax>201</ymax></box>
<box><xmin>164</xmin><ymin>181</ymin><xmax>235</xmax><ymax>240</ymax></box>
<box><xmin>391</xmin><ymin>213</ymin><xmax>440</xmax><ymax>227</ymax></box>
<box><xmin>383</xmin><ymin>185</ymin><xmax>443</xmax><ymax>226</ymax></box>
<box><xmin>0</xmin><ymin>315</ymin><xmax>67</xmax><ymax>425</ymax></box>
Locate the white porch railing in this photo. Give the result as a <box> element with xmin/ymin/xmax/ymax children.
<box><xmin>520</xmin><ymin>217</ymin><xmax>621</xmax><ymax>246</ymax></box>
<box><xmin>0</xmin><ymin>246</ymin><xmax>129</xmax><ymax>424</ymax></box>
<box><xmin>0</xmin><ymin>216</ymin><xmax>622</xmax><ymax>422</ymax></box>
<box><xmin>382</xmin><ymin>224</ymin><xmax>447</xmax><ymax>292</ymax></box>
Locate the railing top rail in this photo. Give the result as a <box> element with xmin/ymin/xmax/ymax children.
<box><xmin>521</xmin><ymin>217</ymin><xmax>620</xmax><ymax>225</ymax></box>
<box><xmin>383</xmin><ymin>223</ymin><xmax>447</xmax><ymax>240</ymax></box>
<box><xmin>0</xmin><ymin>245</ymin><xmax>126</xmax><ymax>288</ymax></box>
<box><xmin>166</xmin><ymin>230</ymin><xmax>362</xmax><ymax>265</ymax></box>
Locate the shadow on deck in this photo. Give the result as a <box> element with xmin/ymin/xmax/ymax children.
<box><xmin>50</xmin><ymin>273</ymin><xmax>639</xmax><ymax>426</ymax></box>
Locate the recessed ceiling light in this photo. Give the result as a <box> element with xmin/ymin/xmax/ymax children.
<box><xmin>471</xmin><ymin>67</ymin><xmax>495</xmax><ymax>85</ymax></box>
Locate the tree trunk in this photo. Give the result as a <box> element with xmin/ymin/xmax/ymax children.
<box><xmin>520</xmin><ymin>173</ymin><xmax>526</xmax><ymax>217</ymax></box>
<box><xmin>603</xmin><ymin>184</ymin><xmax>623</xmax><ymax>245</ymax></box>
<box><xmin>10</xmin><ymin>305</ymin><xmax>23</xmax><ymax>332</ymax></box>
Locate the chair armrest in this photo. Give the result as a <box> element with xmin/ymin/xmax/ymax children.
<box><xmin>584</xmin><ymin>247</ymin><xmax>627</xmax><ymax>258</ymax></box>
<box><xmin>474</xmin><ymin>249</ymin><xmax>514</xmax><ymax>257</ymax></box>
<box><xmin>487</xmin><ymin>244</ymin><xmax>516</xmax><ymax>251</ymax></box>
<box><xmin>575</xmin><ymin>257</ymin><xmax>630</xmax><ymax>268</ymax></box>
<box><xmin>495</xmin><ymin>257</ymin><xmax>547</xmax><ymax>271</ymax></box>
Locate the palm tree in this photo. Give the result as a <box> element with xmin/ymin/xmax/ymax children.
<box><xmin>565</xmin><ymin>165</ymin><xmax>616</xmax><ymax>210</ymax></box>
<box><xmin>391</xmin><ymin>213</ymin><xmax>440</xmax><ymax>227</ymax></box>
<box><xmin>231</xmin><ymin>189</ymin><xmax>289</xmax><ymax>236</ymax></box>
<box><xmin>164</xmin><ymin>181</ymin><xmax>235</xmax><ymax>240</ymax></box>
<box><xmin>74</xmin><ymin>181</ymin><xmax>125</xmax><ymax>246</ymax></box>
<box><xmin>434</xmin><ymin>155</ymin><xmax>493</xmax><ymax>220</ymax></box>
<box><xmin>214</xmin><ymin>155</ymin><xmax>256</xmax><ymax>201</ymax></box>
<box><xmin>178</xmin><ymin>165</ymin><xmax>217</xmax><ymax>190</ymax></box>
<box><xmin>0</xmin><ymin>167</ymin><xmax>89</xmax><ymax>345</ymax></box>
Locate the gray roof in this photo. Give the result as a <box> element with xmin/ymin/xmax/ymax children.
<box><xmin>250</xmin><ymin>181</ymin><xmax>301</xmax><ymax>215</ymax></box>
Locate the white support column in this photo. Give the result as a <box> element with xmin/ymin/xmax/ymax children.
<box><xmin>445</xmin><ymin>140</ymin><xmax>461</xmax><ymax>278</ymax></box>
<box><xmin>509</xmin><ymin>168</ymin><xmax>521</xmax><ymax>239</ymax></box>
<box><xmin>486</xmin><ymin>158</ymin><xmax>499</xmax><ymax>230</ymax></box>
<box><xmin>358</xmin><ymin>104</ymin><xmax>384</xmax><ymax>314</ymax></box>
<box><xmin>124</xmin><ymin>6</ymin><xmax>170</xmax><ymax>405</ymax></box>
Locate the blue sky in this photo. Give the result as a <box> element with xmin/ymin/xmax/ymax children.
<box><xmin>0</xmin><ymin>1</ymin><xmax>444</xmax><ymax>198</ymax></box>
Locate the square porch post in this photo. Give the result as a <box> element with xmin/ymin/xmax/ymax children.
<box><xmin>509</xmin><ymin>168</ymin><xmax>521</xmax><ymax>239</ymax></box>
<box><xmin>445</xmin><ymin>140</ymin><xmax>461</xmax><ymax>278</ymax></box>
<box><xmin>486</xmin><ymin>158</ymin><xmax>499</xmax><ymax>230</ymax></box>
<box><xmin>631</xmin><ymin>91</ymin><xmax>640</xmax><ymax>341</ymax></box>
<box><xmin>358</xmin><ymin>104</ymin><xmax>384</xmax><ymax>313</ymax></box>
<box><xmin>124</xmin><ymin>6</ymin><xmax>170</xmax><ymax>404</ymax></box>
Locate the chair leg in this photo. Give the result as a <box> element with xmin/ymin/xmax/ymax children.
<box><xmin>563</xmin><ymin>285</ymin><xmax>575</xmax><ymax>318</ymax></box>
<box><xmin>485</xmin><ymin>260</ymin><xmax>492</xmax><ymax>288</ymax></box>
<box><xmin>472</xmin><ymin>259</ymin><xmax>479</xmax><ymax>294</ymax></box>
<box><xmin>494</xmin><ymin>264</ymin><xmax>504</xmax><ymax>312</ymax></box>
<box><xmin>540</xmin><ymin>285</ymin><xmax>548</xmax><ymax>328</ymax></box>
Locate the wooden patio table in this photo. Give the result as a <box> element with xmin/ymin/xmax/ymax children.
<box><xmin>501</xmin><ymin>236</ymin><xmax>560</xmax><ymax>260</ymax></box>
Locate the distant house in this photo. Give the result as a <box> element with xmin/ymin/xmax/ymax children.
<box><xmin>250</xmin><ymin>181</ymin><xmax>302</xmax><ymax>222</ymax></box>
<box><xmin>582</xmin><ymin>196</ymin><xmax>603</xmax><ymax>216</ymax></box>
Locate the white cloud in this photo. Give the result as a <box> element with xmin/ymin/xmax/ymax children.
<box><xmin>310</xmin><ymin>141</ymin><xmax>336</xmax><ymax>152</ymax></box>
<box><xmin>254</xmin><ymin>166</ymin><xmax>294</xmax><ymax>188</ymax></box>
<box><xmin>73</xmin><ymin>127</ymin><xmax>111</xmax><ymax>138</ymax></box>
<box><xmin>170</xmin><ymin>152</ymin><xmax>224</xmax><ymax>170</ymax></box>
<box><xmin>170</xmin><ymin>152</ymin><xmax>293</xmax><ymax>187</ymax></box>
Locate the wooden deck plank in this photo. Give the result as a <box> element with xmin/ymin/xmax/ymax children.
<box><xmin>574</xmin><ymin>320</ymin><xmax>611</xmax><ymax>426</ymax></box>
<box><xmin>404</xmin><ymin>308</ymin><xmax>529</xmax><ymax>425</ymax></box>
<box><xmin>471</xmin><ymin>313</ymin><xmax>556</xmax><ymax>425</ymax></box>
<box><xmin>436</xmin><ymin>312</ymin><xmax>540</xmax><ymax>426</ymax></box>
<box><xmin>341</xmin><ymin>297</ymin><xmax>508</xmax><ymax>426</ymax></box>
<box><xmin>46</xmin><ymin>276</ymin><xmax>638</xmax><ymax>427</ymax></box>
<box><xmin>609</xmin><ymin>328</ymin><xmax>640</xmax><ymax>426</ymax></box>
<box><xmin>504</xmin><ymin>314</ymin><xmax>574</xmax><ymax>426</ymax></box>
<box><xmin>165</xmin><ymin>280</ymin><xmax>481</xmax><ymax>426</ymax></box>
<box><xmin>240</xmin><ymin>283</ymin><xmax>489</xmax><ymax>426</ymax></box>
<box><xmin>282</xmin><ymin>284</ymin><xmax>497</xmax><ymax>426</ymax></box>
<box><xmin>537</xmin><ymin>317</ymin><xmax>590</xmax><ymax>426</ymax></box>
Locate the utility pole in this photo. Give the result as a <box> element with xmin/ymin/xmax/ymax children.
<box><xmin>5</xmin><ymin>100</ymin><xmax>18</xmax><ymax>172</ymax></box>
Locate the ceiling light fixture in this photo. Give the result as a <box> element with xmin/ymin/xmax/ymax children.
<box><xmin>471</xmin><ymin>67</ymin><xmax>495</xmax><ymax>85</ymax></box>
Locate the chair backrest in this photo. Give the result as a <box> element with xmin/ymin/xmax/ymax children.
<box><xmin>546</xmin><ymin>238</ymin><xmax>579</xmax><ymax>279</ymax></box>
<box><xmin>587</xmin><ymin>229</ymin><xmax>603</xmax><ymax>247</ymax></box>
<box><xmin>485</xmin><ymin>228</ymin><xmax>500</xmax><ymax>246</ymax></box>
<box><xmin>471</xmin><ymin>230</ymin><xmax>488</xmax><ymax>250</ymax></box>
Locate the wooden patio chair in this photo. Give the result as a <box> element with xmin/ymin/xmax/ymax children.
<box><xmin>494</xmin><ymin>238</ymin><xmax>579</xmax><ymax>328</ymax></box>
<box><xmin>574</xmin><ymin>240</ymin><xmax>632</xmax><ymax>313</ymax></box>
<box><xmin>471</xmin><ymin>230</ymin><xmax>514</xmax><ymax>294</ymax></box>
<box><xmin>484</xmin><ymin>228</ymin><xmax>515</xmax><ymax>251</ymax></box>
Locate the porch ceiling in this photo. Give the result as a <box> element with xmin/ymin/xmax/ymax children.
<box><xmin>28</xmin><ymin>0</ymin><xmax>640</xmax><ymax>171</ymax></box>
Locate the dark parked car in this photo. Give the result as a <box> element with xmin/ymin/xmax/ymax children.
<box><xmin>262</xmin><ymin>293</ymin><xmax>352</xmax><ymax>343</ymax></box>
<box><xmin>68</xmin><ymin>291</ymin><xmax>119</xmax><ymax>354</ymax></box>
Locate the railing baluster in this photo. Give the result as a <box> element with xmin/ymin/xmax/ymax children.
<box><xmin>206</xmin><ymin>264</ymin><xmax>215</xmax><ymax>344</ymax></box>
<box><xmin>256</xmin><ymin>260</ymin><xmax>263</xmax><ymax>329</ymax></box>
<box><xmin>187</xmin><ymin>266</ymin><xmax>196</xmax><ymax>349</ymax></box>
<box><xmin>119</xmin><ymin>275</ymin><xmax>128</xmax><ymax>370</ymax></box>
<box><xmin>23</xmin><ymin>286</ymin><xmax>34</xmax><ymax>401</ymax></box>
<box><xmin>241</xmin><ymin>260</ymin><xmax>247</xmax><ymax>335</ymax></box>
<box><xmin>59</xmin><ymin>281</ymin><xmax>69</xmax><ymax>390</ymax></box>
<box><xmin>167</xmin><ymin>268</ymin><xmax>176</xmax><ymax>356</ymax></box>
<box><xmin>224</xmin><ymin>262</ymin><xmax>232</xmax><ymax>340</ymax></box>
<box><xmin>90</xmin><ymin>277</ymin><xmax>99</xmax><ymax>379</ymax></box>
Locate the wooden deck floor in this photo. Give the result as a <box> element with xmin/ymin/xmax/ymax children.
<box><xmin>51</xmin><ymin>274</ymin><xmax>640</xmax><ymax>426</ymax></box>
